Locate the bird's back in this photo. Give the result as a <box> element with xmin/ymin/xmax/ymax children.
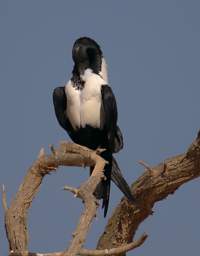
<box><xmin>65</xmin><ymin>69</ymin><xmax>105</xmax><ymax>131</ymax></box>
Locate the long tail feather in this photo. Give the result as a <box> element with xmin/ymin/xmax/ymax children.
<box><xmin>111</xmin><ymin>157</ymin><xmax>135</xmax><ymax>203</ymax></box>
<box><xmin>101</xmin><ymin>151</ymin><xmax>112</xmax><ymax>217</ymax></box>
<box><xmin>92</xmin><ymin>154</ymin><xmax>134</xmax><ymax>217</ymax></box>
<box><xmin>91</xmin><ymin>151</ymin><xmax>112</xmax><ymax>217</ymax></box>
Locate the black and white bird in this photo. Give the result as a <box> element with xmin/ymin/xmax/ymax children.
<box><xmin>53</xmin><ymin>37</ymin><xmax>134</xmax><ymax>216</ymax></box>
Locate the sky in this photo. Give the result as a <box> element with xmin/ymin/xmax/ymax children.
<box><xmin>0</xmin><ymin>0</ymin><xmax>200</xmax><ymax>255</ymax></box>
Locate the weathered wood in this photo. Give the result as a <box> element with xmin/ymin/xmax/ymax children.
<box><xmin>5</xmin><ymin>142</ymin><xmax>142</xmax><ymax>256</ymax></box>
<box><xmin>97</xmin><ymin>131</ymin><xmax>200</xmax><ymax>255</ymax></box>
<box><xmin>62</xmin><ymin>149</ymin><xmax>106</xmax><ymax>256</ymax></box>
<box><xmin>4</xmin><ymin>142</ymin><xmax>100</xmax><ymax>253</ymax></box>
<box><xmin>9</xmin><ymin>233</ymin><xmax>147</xmax><ymax>256</ymax></box>
<box><xmin>4</xmin><ymin>130</ymin><xmax>200</xmax><ymax>256</ymax></box>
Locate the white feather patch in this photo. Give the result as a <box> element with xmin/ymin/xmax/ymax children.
<box><xmin>99</xmin><ymin>58</ymin><xmax>108</xmax><ymax>83</ymax></box>
<box><xmin>65</xmin><ymin>69</ymin><xmax>106</xmax><ymax>130</ymax></box>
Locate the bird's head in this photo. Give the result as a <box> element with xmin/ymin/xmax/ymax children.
<box><xmin>72</xmin><ymin>37</ymin><xmax>103</xmax><ymax>75</ymax></box>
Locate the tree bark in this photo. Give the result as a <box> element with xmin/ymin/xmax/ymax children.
<box><xmin>97</xmin><ymin>130</ymin><xmax>200</xmax><ymax>255</ymax></box>
<box><xmin>3</xmin><ymin>130</ymin><xmax>200</xmax><ymax>256</ymax></box>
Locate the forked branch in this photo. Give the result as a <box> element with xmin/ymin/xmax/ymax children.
<box><xmin>4</xmin><ymin>142</ymin><xmax>106</xmax><ymax>255</ymax></box>
<box><xmin>4</xmin><ymin>129</ymin><xmax>200</xmax><ymax>256</ymax></box>
<box><xmin>4</xmin><ymin>142</ymin><xmax>146</xmax><ymax>256</ymax></box>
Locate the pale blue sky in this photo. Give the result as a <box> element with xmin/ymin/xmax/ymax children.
<box><xmin>0</xmin><ymin>1</ymin><xmax>200</xmax><ymax>255</ymax></box>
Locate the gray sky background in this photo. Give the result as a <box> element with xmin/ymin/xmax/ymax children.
<box><xmin>1</xmin><ymin>1</ymin><xmax>200</xmax><ymax>255</ymax></box>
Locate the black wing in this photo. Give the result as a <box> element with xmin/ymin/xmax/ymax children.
<box><xmin>101</xmin><ymin>85</ymin><xmax>123</xmax><ymax>153</ymax></box>
<box><xmin>52</xmin><ymin>86</ymin><xmax>74</xmax><ymax>139</ymax></box>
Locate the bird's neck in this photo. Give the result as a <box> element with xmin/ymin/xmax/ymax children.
<box><xmin>71</xmin><ymin>57</ymin><xmax>108</xmax><ymax>86</ymax></box>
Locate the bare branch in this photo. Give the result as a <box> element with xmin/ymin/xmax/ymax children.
<box><xmin>1</xmin><ymin>184</ymin><xmax>8</xmax><ymax>211</ymax></box>
<box><xmin>80</xmin><ymin>233</ymin><xmax>147</xmax><ymax>255</ymax></box>
<box><xmin>63</xmin><ymin>186</ymin><xmax>79</xmax><ymax>196</ymax></box>
<box><xmin>5</xmin><ymin>142</ymin><xmax>106</xmax><ymax>254</ymax></box>
<box><xmin>5</xmin><ymin>130</ymin><xmax>200</xmax><ymax>256</ymax></box>
<box><xmin>62</xmin><ymin>151</ymin><xmax>106</xmax><ymax>256</ymax></box>
<box><xmin>9</xmin><ymin>233</ymin><xmax>147</xmax><ymax>256</ymax></box>
<box><xmin>97</xmin><ymin>130</ymin><xmax>200</xmax><ymax>255</ymax></box>
<box><xmin>10</xmin><ymin>252</ymin><xmax>62</xmax><ymax>256</ymax></box>
<box><xmin>138</xmin><ymin>160</ymin><xmax>152</xmax><ymax>171</ymax></box>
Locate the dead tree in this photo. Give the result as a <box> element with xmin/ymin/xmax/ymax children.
<box><xmin>2</xmin><ymin>130</ymin><xmax>200</xmax><ymax>256</ymax></box>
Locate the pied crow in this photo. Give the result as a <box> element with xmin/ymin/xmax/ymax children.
<box><xmin>53</xmin><ymin>37</ymin><xmax>134</xmax><ymax>216</ymax></box>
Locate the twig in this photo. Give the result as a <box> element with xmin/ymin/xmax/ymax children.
<box><xmin>9</xmin><ymin>234</ymin><xmax>147</xmax><ymax>256</ymax></box>
<box><xmin>9</xmin><ymin>252</ymin><xmax>62</xmax><ymax>256</ymax></box>
<box><xmin>80</xmin><ymin>233</ymin><xmax>147</xmax><ymax>255</ymax></box>
<box><xmin>138</xmin><ymin>160</ymin><xmax>152</xmax><ymax>172</ymax></box>
<box><xmin>2</xmin><ymin>184</ymin><xmax>8</xmax><ymax>211</ymax></box>
<box><xmin>63</xmin><ymin>186</ymin><xmax>78</xmax><ymax>196</ymax></box>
